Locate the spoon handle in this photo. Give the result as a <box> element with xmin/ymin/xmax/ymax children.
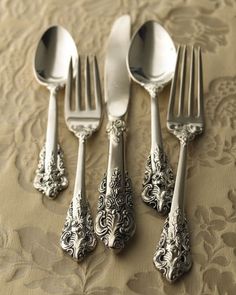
<box><xmin>141</xmin><ymin>90</ymin><xmax>174</xmax><ymax>215</ymax></box>
<box><xmin>95</xmin><ymin>119</ymin><xmax>135</xmax><ymax>250</ymax></box>
<box><xmin>60</xmin><ymin>136</ymin><xmax>97</xmax><ymax>261</ymax></box>
<box><xmin>33</xmin><ymin>87</ymin><xmax>68</xmax><ymax>199</ymax></box>
<box><xmin>153</xmin><ymin>141</ymin><xmax>192</xmax><ymax>283</ymax></box>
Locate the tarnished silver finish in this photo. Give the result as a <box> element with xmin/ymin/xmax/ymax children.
<box><xmin>33</xmin><ymin>144</ymin><xmax>68</xmax><ymax>199</ymax></box>
<box><xmin>95</xmin><ymin>15</ymin><xmax>135</xmax><ymax>250</ymax></box>
<box><xmin>60</xmin><ymin>56</ymin><xmax>102</xmax><ymax>261</ymax></box>
<box><xmin>33</xmin><ymin>26</ymin><xmax>77</xmax><ymax>198</ymax></box>
<box><xmin>154</xmin><ymin>45</ymin><xmax>204</xmax><ymax>282</ymax></box>
<box><xmin>127</xmin><ymin>21</ymin><xmax>177</xmax><ymax>215</ymax></box>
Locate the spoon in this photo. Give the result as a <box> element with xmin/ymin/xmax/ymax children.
<box><xmin>127</xmin><ymin>21</ymin><xmax>176</xmax><ymax>215</ymax></box>
<box><xmin>33</xmin><ymin>25</ymin><xmax>78</xmax><ymax>199</ymax></box>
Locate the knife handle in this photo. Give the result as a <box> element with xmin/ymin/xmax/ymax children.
<box><xmin>95</xmin><ymin>119</ymin><xmax>135</xmax><ymax>250</ymax></box>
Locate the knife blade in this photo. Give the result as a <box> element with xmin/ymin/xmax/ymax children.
<box><xmin>95</xmin><ymin>15</ymin><xmax>135</xmax><ymax>251</ymax></box>
<box><xmin>105</xmin><ymin>14</ymin><xmax>131</xmax><ymax>118</ymax></box>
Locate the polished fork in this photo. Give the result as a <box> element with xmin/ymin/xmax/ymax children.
<box><xmin>153</xmin><ymin>45</ymin><xmax>204</xmax><ymax>282</ymax></box>
<box><xmin>60</xmin><ymin>56</ymin><xmax>102</xmax><ymax>261</ymax></box>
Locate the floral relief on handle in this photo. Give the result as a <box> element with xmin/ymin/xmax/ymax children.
<box><xmin>142</xmin><ymin>146</ymin><xmax>175</xmax><ymax>215</ymax></box>
<box><xmin>60</xmin><ymin>194</ymin><xmax>97</xmax><ymax>261</ymax></box>
<box><xmin>33</xmin><ymin>144</ymin><xmax>68</xmax><ymax>199</ymax></box>
<box><xmin>153</xmin><ymin>208</ymin><xmax>192</xmax><ymax>283</ymax></box>
<box><xmin>95</xmin><ymin>168</ymin><xmax>135</xmax><ymax>250</ymax></box>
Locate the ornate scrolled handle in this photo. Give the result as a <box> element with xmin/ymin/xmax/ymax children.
<box><xmin>95</xmin><ymin>119</ymin><xmax>135</xmax><ymax>250</ymax></box>
<box><xmin>142</xmin><ymin>145</ymin><xmax>175</xmax><ymax>215</ymax></box>
<box><xmin>34</xmin><ymin>87</ymin><xmax>68</xmax><ymax>199</ymax></box>
<box><xmin>33</xmin><ymin>143</ymin><xmax>68</xmax><ymax>199</ymax></box>
<box><xmin>154</xmin><ymin>140</ymin><xmax>193</xmax><ymax>282</ymax></box>
<box><xmin>60</xmin><ymin>133</ymin><xmax>97</xmax><ymax>261</ymax></box>
<box><xmin>142</xmin><ymin>87</ymin><xmax>175</xmax><ymax>215</ymax></box>
<box><xmin>153</xmin><ymin>208</ymin><xmax>192</xmax><ymax>283</ymax></box>
<box><xmin>60</xmin><ymin>194</ymin><xmax>97</xmax><ymax>261</ymax></box>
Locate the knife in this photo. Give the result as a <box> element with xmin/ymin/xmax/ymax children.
<box><xmin>95</xmin><ymin>15</ymin><xmax>135</xmax><ymax>250</ymax></box>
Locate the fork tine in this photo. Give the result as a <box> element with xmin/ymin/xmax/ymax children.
<box><xmin>75</xmin><ymin>55</ymin><xmax>81</xmax><ymax>110</ymax></box>
<box><xmin>168</xmin><ymin>45</ymin><xmax>181</xmax><ymax>120</ymax></box>
<box><xmin>85</xmin><ymin>56</ymin><xmax>91</xmax><ymax>109</ymax></box>
<box><xmin>65</xmin><ymin>57</ymin><xmax>73</xmax><ymax>117</ymax></box>
<box><xmin>93</xmin><ymin>55</ymin><xmax>102</xmax><ymax>114</ymax></box>
<box><xmin>188</xmin><ymin>46</ymin><xmax>195</xmax><ymax>116</ymax></box>
<box><xmin>197</xmin><ymin>47</ymin><xmax>204</xmax><ymax>118</ymax></box>
<box><xmin>178</xmin><ymin>45</ymin><xmax>187</xmax><ymax>116</ymax></box>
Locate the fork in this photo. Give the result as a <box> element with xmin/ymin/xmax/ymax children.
<box><xmin>153</xmin><ymin>45</ymin><xmax>204</xmax><ymax>282</ymax></box>
<box><xmin>60</xmin><ymin>56</ymin><xmax>102</xmax><ymax>261</ymax></box>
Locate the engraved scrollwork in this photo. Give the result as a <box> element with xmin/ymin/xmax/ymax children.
<box><xmin>168</xmin><ymin>123</ymin><xmax>204</xmax><ymax>145</ymax></box>
<box><xmin>60</xmin><ymin>194</ymin><xmax>97</xmax><ymax>261</ymax></box>
<box><xmin>69</xmin><ymin>125</ymin><xmax>94</xmax><ymax>141</ymax></box>
<box><xmin>142</xmin><ymin>146</ymin><xmax>175</xmax><ymax>215</ymax></box>
<box><xmin>143</xmin><ymin>83</ymin><xmax>164</xmax><ymax>97</ymax></box>
<box><xmin>106</xmin><ymin>120</ymin><xmax>126</xmax><ymax>143</ymax></box>
<box><xmin>153</xmin><ymin>208</ymin><xmax>192</xmax><ymax>283</ymax></box>
<box><xmin>33</xmin><ymin>144</ymin><xmax>68</xmax><ymax>199</ymax></box>
<box><xmin>95</xmin><ymin>168</ymin><xmax>135</xmax><ymax>250</ymax></box>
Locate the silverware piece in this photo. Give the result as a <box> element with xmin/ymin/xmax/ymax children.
<box><xmin>60</xmin><ymin>56</ymin><xmax>102</xmax><ymax>261</ymax></box>
<box><xmin>153</xmin><ymin>45</ymin><xmax>204</xmax><ymax>282</ymax></box>
<box><xmin>127</xmin><ymin>21</ymin><xmax>177</xmax><ymax>215</ymax></box>
<box><xmin>95</xmin><ymin>15</ymin><xmax>135</xmax><ymax>251</ymax></box>
<box><xmin>33</xmin><ymin>26</ymin><xmax>78</xmax><ymax>199</ymax></box>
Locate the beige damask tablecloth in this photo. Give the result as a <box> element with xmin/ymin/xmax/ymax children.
<box><xmin>1</xmin><ymin>0</ymin><xmax>236</xmax><ymax>294</ymax></box>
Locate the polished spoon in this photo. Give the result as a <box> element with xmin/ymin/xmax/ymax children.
<box><xmin>33</xmin><ymin>25</ymin><xmax>78</xmax><ymax>199</ymax></box>
<box><xmin>127</xmin><ymin>21</ymin><xmax>177</xmax><ymax>214</ymax></box>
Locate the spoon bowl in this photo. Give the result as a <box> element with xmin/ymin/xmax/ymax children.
<box><xmin>33</xmin><ymin>25</ymin><xmax>78</xmax><ymax>199</ymax></box>
<box><xmin>127</xmin><ymin>21</ymin><xmax>176</xmax><ymax>215</ymax></box>
<box><xmin>127</xmin><ymin>21</ymin><xmax>176</xmax><ymax>86</ymax></box>
<box><xmin>34</xmin><ymin>25</ymin><xmax>77</xmax><ymax>86</ymax></box>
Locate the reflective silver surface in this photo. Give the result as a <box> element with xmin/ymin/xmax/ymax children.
<box><xmin>34</xmin><ymin>26</ymin><xmax>77</xmax><ymax>87</ymax></box>
<box><xmin>33</xmin><ymin>26</ymin><xmax>77</xmax><ymax>198</ymax></box>
<box><xmin>127</xmin><ymin>21</ymin><xmax>176</xmax><ymax>86</ymax></box>
<box><xmin>105</xmin><ymin>15</ymin><xmax>131</xmax><ymax>118</ymax></box>
<box><xmin>127</xmin><ymin>21</ymin><xmax>176</xmax><ymax>215</ymax></box>
<box><xmin>60</xmin><ymin>57</ymin><xmax>102</xmax><ymax>261</ymax></box>
<box><xmin>154</xmin><ymin>46</ymin><xmax>204</xmax><ymax>282</ymax></box>
<box><xmin>95</xmin><ymin>15</ymin><xmax>135</xmax><ymax>251</ymax></box>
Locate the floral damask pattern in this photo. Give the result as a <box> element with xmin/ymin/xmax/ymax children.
<box><xmin>164</xmin><ymin>6</ymin><xmax>229</xmax><ymax>52</ymax></box>
<box><xmin>0</xmin><ymin>226</ymin><xmax>122</xmax><ymax>294</ymax></box>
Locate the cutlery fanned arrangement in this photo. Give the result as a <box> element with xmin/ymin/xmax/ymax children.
<box><xmin>33</xmin><ymin>15</ymin><xmax>204</xmax><ymax>283</ymax></box>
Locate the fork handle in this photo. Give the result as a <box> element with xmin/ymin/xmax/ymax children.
<box><xmin>153</xmin><ymin>142</ymin><xmax>192</xmax><ymax>283</ymax></box>
<box><xmin>60</xmin><ymin>135</ymin><xmax>97</xmax><ymax>261</ymax></box>
<box><xmin>95</xmin><ymin>119</ymin><xmax>135</xmax><ymax>250</ymax></box>
<box><xmin>170</xmin><ymin>142</ymin><xmax>187</xmax><ymax>216</ymax></box>
<box><xmin>34</xmin><ymin>87</ymin><xmax>68</xmax><ymax>199</ymax></box>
